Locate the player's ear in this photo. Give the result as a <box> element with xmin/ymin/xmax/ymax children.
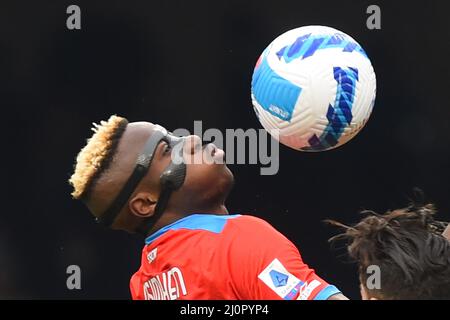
<box><xmin>129</xmin><ymin>192</ymin><xmax>157</xmax><ymax>218</ymax></box>
<box><xmin>443</xmin><ymin>224</ymin><xmax>450</xmax><ymax>240</ymax></box>
<box><xmin>359</xmin><ymin>283</ymin><xmax>377</xmax><ymax>300</ymax></box>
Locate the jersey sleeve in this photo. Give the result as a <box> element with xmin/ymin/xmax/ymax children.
<box><xmin>227</xmin><ymin>216</ymin><xmax>341</xmax><ymax>300</ymax></box>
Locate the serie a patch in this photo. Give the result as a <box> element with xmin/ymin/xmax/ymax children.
<box><xmin>258</xmin><ymin>258</ymin><xmax>304</xmax><ymax>300</ymax></box>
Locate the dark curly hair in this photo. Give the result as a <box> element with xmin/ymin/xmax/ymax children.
<box><xmin>328</xmin><ymin>204</ymin><xmax>450</xmax><ymax>299</ymax></box>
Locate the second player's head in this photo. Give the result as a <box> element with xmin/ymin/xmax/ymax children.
<box><xmin>69</xmin><ymin>115</ymin><xmax>234</xmax><ymax>234</ymax></box>
<box><xmin>329</xmin><ymin>204</ymin><xmax>450</xmax><ymax>300</ymax></box>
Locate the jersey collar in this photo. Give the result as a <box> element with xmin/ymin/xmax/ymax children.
<box><xmin>145</xmin><ymin>213</ymin><xmax>241</xmax><ymax>245</ymax></box>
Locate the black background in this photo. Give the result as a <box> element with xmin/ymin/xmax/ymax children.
<box><xmin>1</xmin><ymin>0</ymin><xmax>449</xmax><ymax>299</ymax></box>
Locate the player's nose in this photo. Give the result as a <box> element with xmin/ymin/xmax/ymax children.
<box><xmin>184</xmin><ymin>135</ymin><xmax>202</xmax><ymax>155</ymax></box>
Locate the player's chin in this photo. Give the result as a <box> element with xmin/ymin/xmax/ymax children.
<box><xmin>214</xmin><ymin>164</ymin><xmax>234</xmax><ymax>196</ymax></box>
<box><xmin>186</xmin><ymin>151</ymin><xmax>232</xmax><ymax>185</ymax></box>
<box><xmin>205</xmin><ymin>156</ymin><xmax>232</xmax><ymax>180</ymax></box>
<box><xmin>203</xmin><ymin>151</ymin><xmax>234</xmax><ymax>183</ymax></box>
<box><xmin>218</xmin><ymin>161</ymin><xmax>233</xmax><ymax>183</ymax></box>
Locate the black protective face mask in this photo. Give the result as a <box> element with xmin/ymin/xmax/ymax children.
<box><xmin>96</xmin><ymin>127</ymin><xmax>187</xmax><ymax>234</ymax></box>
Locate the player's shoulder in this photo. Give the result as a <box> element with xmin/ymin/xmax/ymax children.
<box><xmin>224</xmin><ymin>214</ymin><xmax>299</xmax><ymax>261</ymax></box>
<box><xmin>226</xmin><ymin>214</ymin><xmax>285</xmax><ymax>238</ymax></box>
<box><xmin>231</xmin><ymin>214</ymin><xmax>273</xmax><ymax>228</ymax></box>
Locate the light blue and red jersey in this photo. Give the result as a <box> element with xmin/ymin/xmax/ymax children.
<box><xmin>130</xmin><ymin>214</ymin><xmax>340</xmax><ymax>300</ymax></box>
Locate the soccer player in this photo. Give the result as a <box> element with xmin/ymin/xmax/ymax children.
<box><xmin>328</xmin><ymin>204</ymin><xmax>450</xmax><ymax>299</ymax></box>
<box><xmin>69</xmin><ymin>115</ymin><xmax>345</xmax><ymax>300</ymax></box>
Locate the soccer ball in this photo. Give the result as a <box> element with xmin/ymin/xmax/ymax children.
<box><xmin>251</xmin><ymin>25</ymin><xmax>376</xmax><ymax>151</ymax></box>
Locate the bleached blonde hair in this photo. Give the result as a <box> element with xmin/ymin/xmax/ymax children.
<box><xmin>69</xmin><ymin>115</ymin><xmax>128</xmax><ymax>200</ymax></box>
